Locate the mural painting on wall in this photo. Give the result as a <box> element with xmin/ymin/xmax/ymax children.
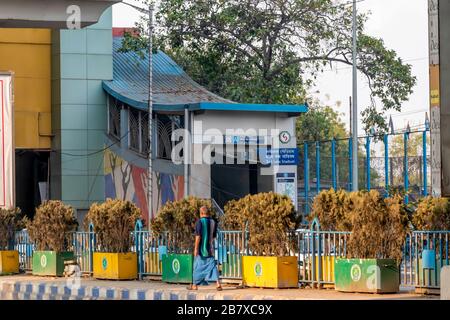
<box><xmin>104</xmin><ymin>149</ymin><xmax>184</xmax><ymax>224</ymax></box>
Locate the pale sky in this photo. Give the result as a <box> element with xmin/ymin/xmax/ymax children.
<box><xmin>112</xmin><ymin>0</ymin><xmax>429</xmax><ymax>135</ymax></box>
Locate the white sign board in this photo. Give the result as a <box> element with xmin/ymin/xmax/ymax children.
<box><xmin>0</xmin><ymin>73</ymin><xmax>15</xmax><ymax>209</ymax></box>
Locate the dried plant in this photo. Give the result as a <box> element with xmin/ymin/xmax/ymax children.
<box><xmin>151</xmin><ymin>196</ymin><xmax>215</xmax><ymax>253</ymax></box>
<box><xmin>310</xmin><ymin>189</ymin><xmax>410</xmax><ymax>261</ymax></box>
<box><xmin>308</xmin><ymin>189</ymin><xmax>353</xmax><ymax>231</ymax></box>
<box><xmin>0</xmin><ymin>208</ymin><xmax>26</xmax><ymax>250</ymax></box>
<box><xmin>412</xmin><ymin>196</ymin><xmax>450</xmax><ymax>231</ymax></box>
<box><xmin>346</xmin><ymin>191</ymin><xmax>410</xmax><ymax>262</ymax></box>
<box><xmin>85</xmin><ymin>199</ymin><xmax>141</xmax><ymax>253</ymax></box>
<box><xmin>222</xmin><ymin>192</ymin><xmax>299</xmax><ymax>256</ymax></box>
<box><xmin>27</xmin><ymin>201</ymin><xmax>78</xmax><ymax>252</ymax></box>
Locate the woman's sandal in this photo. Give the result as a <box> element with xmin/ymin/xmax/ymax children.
<box><xmin>186</xmin><ymin>285</ymin><xmax>198</xmax><ymax>290</ymax></box>
<box><xmin>216</xmin><ymin>286</ymin><xmax>223</xmax><ymax>291</ymax></box>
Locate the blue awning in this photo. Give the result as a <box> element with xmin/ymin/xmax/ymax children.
<box><xmin>103</xmin><ymin>37</ymin><xmax>307</xmax><ymax>114</ymax></box>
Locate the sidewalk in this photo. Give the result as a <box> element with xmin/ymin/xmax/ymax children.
<box><xmin>0</xmin><ymin>275</ymin><xmax>439</xmax><ymax>300</ymax></box>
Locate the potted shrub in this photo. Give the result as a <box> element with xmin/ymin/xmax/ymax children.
<box><xmin>334</xmin><ymin>190</ymin><xmax>409</xmax><ymax>293</ymax></box>
<box><xmin>222</xmin><ymin>192</ymin><xmax>300</xmax><ymax>289</ymax></box>
<box><xmin>411</xmin><ymin>196</ymin><xmax>450</xmax><ymax>288</ymax></box>
<box><xmin>85</xmin><ymin>199</ymin><xmax>141</xmax><ymax>280</ymax></box>
<box><xmin>151</xmin><ymin>196</ymin><xmax>215</xmax><ymax>284</ymax></box>
<box><xmin>0</xmin><ymin>208</ymin><xmax>25</xmax><ymax>275</ymax></box>
<box><xmin>28</xmin><ymin>201</ymin><xmax>78</xmax><ymax>276</ymax></box>
<box><xmin>308</xmin><ymin>189</ymin><xmax>353</xmax><ymax>284</ymax></box>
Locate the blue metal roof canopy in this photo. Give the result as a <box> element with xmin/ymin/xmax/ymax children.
<box><xmin>103</xmin><ymin>37</ymin><xmax>308</xmax><ymax>114</ymax></box>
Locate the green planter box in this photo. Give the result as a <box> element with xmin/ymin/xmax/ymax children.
<box><xmin>335</xmin><ymin>258</ymin><xmax>399</xmax><ymax>293</ymax></box>
<box><xmin>32</xmin><ymin>251</ymin><xmax>75</xmax><ymax>276</ymax></box>
<box><xmin>162</xmin><ymin>254</ymin><xmax>193</xmax><ymax>284</ymax></box>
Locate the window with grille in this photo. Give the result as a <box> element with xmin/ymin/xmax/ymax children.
<box><xmin>108</xmin><ymin>96</ymin><xmax>121</xmax><ymax>140</ymax></box>
<box><xmin>129</xmin><ymin>108</ymin><xmax>140</xmax><ymax>152</ymax></box>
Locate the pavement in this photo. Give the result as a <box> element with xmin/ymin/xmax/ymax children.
<box><xmin>0</xmin><ymin>274</ymin><xmax>439</xmax><ymax>300</ymax></box>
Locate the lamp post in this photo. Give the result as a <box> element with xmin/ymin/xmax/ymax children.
<box><xmin>351</xmin><ymin>0</ymin><xmax>359</xmax><ymax>191</ymax></box>
<box><xmin>122</xmin><ymin>1</ymin><xmax>154</xmax><ymax>228</ymax></box>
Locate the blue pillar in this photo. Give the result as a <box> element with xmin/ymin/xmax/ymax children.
<box><xmin>384</xmin><ymin>134</ymin><xmax>389</xmax><ymax>196</ymax></box>
<box><xmin>316</xmin><ymin>141</ymin><xmax>321</xmax><ymax>193</ymax></box>
<box><xmin>332</xmin><ymin>139</ymin><xmax>337</xmax><ymax>190</ymax></box>
<box><xmin>366</xmin><ymin>135</ymin><xmax>371</xmax><ymax>191</ymax></box>
<box><xmin>348</xmin><ymin>137</ymin><xmax>353</xmax><ymax>191</ymax></box>
<box><xmin>423</xmin><ymin>129</ymin><xmax>428</xmax><ymax>196</ymax></box>
<box><xmin>304</xmin><ymin>142</ymin><xmax>309</xmax><ymax>214</ymax></box>
<box><xmin>404</xmin><ymin>131</ymin><xmax>410</xmax><ymax>204</ymax></box>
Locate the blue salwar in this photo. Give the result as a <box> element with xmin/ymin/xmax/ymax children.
<box><xmin>193</xmin><ymin>256</ymin><xmax>219</xmax><ymax>285</ymax></box>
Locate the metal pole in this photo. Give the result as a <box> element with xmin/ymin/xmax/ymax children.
<box><xmin>404</xmin><ymin>131</ymin><xmax>409</xmax><ymax>204</ymax></box>
<box><xmin>351</xmin><ymin>0</ymin><xmax>359</xmax><ymax>191</ymax></box>
<box><xmin>332</xmin><ymin>139</ymin><xmax>337</xmax><ymax>190</ymax></box>
<box><xmin>304</xmin><ymin>142</ymin><xmax>309</xmax><ymax>215</ymax></box>
<box><xmin>366</xmin><ymin>135</ymin><xmax>371</xmax><ymax>191</ymax></box>
<box><xmin>423</xmin><ymin>128</ymin><xmax>428</xmax><ymax>196</ymax></box>
<box><xmin>147</xmin><ymin>3</ymin><xmax>154</xmax><ymax>228</ymax></box>
<box><xmin>316</xmin><ymin>141</ymin><xmax>320</xmax><ymax>194</ymax></box>
<box><xmin>184</xmin><ymin>106</ymin><xmax>190</xmax><ymax>197</ymax></box>
<box><xmin>348</xmin><ymin>137</ymin><xmax>353</xmax><ymax>191</ymax></box>
<box><xmin>384</xmin><ymin>134</ymin><xmax>389</xmax><ymax>195</ymax></box>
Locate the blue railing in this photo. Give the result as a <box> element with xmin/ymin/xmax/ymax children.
<box><xmin>299</xmin><ymin>125</ymin><xmax>431</xmax><ymax>214</ymax></box>
<box><xmin>13</xmin><ymin>222</ymin><xmax>450</xmax><ymax>290</ymax></box>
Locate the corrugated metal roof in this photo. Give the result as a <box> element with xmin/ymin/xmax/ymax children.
<box><xmin>103</xmin><ymin>37</ymin><xmax>231</xmax><ymax>112</ymax></box>
<box><xmin>103</xmin><ymin>37</ymin><xmax>307</xmax><ymax>114</ymax></box>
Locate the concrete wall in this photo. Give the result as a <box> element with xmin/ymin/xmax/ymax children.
<box><xmin>0</xmin><ymin>28</ymin><xmax>52</xmax><ymax>149</ymax></box>
<box><xmin>51</xmin><ymin>8</ymin><xmax>112</xmax><ymax>210</ymax></box>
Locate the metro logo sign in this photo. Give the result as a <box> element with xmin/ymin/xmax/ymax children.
<box><xmin>0</xmin><ymin>73</ymin><xmax>15</xmax><ymax>209</ymax></box>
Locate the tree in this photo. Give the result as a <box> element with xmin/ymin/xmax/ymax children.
<box><xmin>120</xmin><ymin>0</ymin><xmax>416</xmax><ymax>134</ymax></box>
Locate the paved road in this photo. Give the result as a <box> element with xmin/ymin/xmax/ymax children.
<box><xmin>0</xmin><ymin>274</ymin><xmax>439</xmax><ymax>300</ymax></box>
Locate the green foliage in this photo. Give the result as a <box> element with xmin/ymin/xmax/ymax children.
<box><xmin>27</xmin><ymin>201</ymin><xmax>78</xmax><ymax>252</ymax></box>
<box><xmin>85</xmin><ymin>199</ymin><xmax>142</xmax><ymax>253</ymax></box>
<box><xmin>310</xmin><ymin>190</ymin><xmax>410</xmax><ymax>261</ymax></box>
<box><xmin>121</xmin><ymin>0</ymin><xmax>416</xmax><ymax>133</ymax></box>
<box><xmin>222</xmin><ymin>192</ymin><xmax>299</xmax><ymax>256</ymax></box>
<box><xmin>0</xmin><ymin>208</ymin><xmax>26</xmax><ymax>250</ymax></box>
<box><xmin>412</xmin><ymin>196</ymin><xmax>450</xmax><ymax>231</ymax></box>
<box><xmin>151</xmin><ymin>196</ymin><xmax>216</xmax><ymax>252</ymax></box>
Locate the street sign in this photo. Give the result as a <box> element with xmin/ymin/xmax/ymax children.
<box><xmin>259</xmin><ymin>148</ymin><xmax>299</xmax><ymax>165</ymax></box>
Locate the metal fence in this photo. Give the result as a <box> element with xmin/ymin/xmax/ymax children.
<box><xmin>298</xmin><ymin>126</ymin><xmax>431</xmax><ymax>215</ymax></box>
<box><xmin>13</xmin><ymin>223</ymin><xmax>450</xmax><ymax>291</ymax></box>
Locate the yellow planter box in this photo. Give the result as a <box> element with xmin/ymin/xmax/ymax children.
<box><xmin>0</xmin><ymin>250</ymin><xmax>19</xmax><ymax>275</ymax></box>
<box><xmin>145</xmin><ymin>252</ymin><xmax>162</xmax><ymax>274</ymax></box>
<box><xmin>93</xmin><ymin>252</ymin><xmax>137</xmax><ymax>280</ymax></box>
<box><xmin>242</xmin><ymin>256</ymin><xmax>298</xmax><ymax>288</ymax></box>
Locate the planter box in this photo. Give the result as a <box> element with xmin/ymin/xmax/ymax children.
<box><xmin>242</xmin><ymin>256</ymin><xmax>298</xmax><ymax>288</ymax></box>
<box><xmin>335</xmin><ymin>258</ymin><xmax>399</xmax><ymax>293</ymax></box>
<box><xmin>93</xmin><ymin>252</ymin><xmax>137</xmax><ymax>280</ymax></box>
<box><xmin>162</xmin><ymin>254</ymin><xmax>193</xmax><ymax>284</ymax></box>
<box><xmin>32</xmin><ymin>251</ymin><xmax>74</xmax><ymax>276</ymax></box>
<box><xmin>0</xmin><ymin>250</ymin><xmax>19</xmax><ymax>275</ymax></box>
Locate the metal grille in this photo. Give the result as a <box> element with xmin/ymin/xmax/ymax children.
<box><xmin>108</xmin><ymin>97</ymin><xmax>121</xmax><ymax>140</ymax></box>
<box><xmin>157</xmin><ymin>116</ymin><xmax>181</xmax><ymax>160</ymax></box>
<box><xmin>129</xmin><ymin>108</ymin><xmax>140</xmax><ymax>152</ymax></box>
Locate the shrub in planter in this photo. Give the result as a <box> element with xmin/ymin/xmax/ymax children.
<box><xmin>334</xmin><ymin>191</ymin><xmax>410</xmax><ymax>293</ymax></box>
<box><xmin>309</xmin><ymin>189</ymin><xmax>353</xmax><ymax>231</ymax></box>
<box><xmin>222</xmin><ymin>192</ymin><xmax>299</xmax><ymax>288</ymax></box>
<box><xmin>0</xmin><ymin>208</ymin><xmax>25</xmax><ymax>275</ymax></box>
<box><xmin>411</xmin><ymin>196</ymin><xmax>450</xmax><ymax>289</ymax></box>
<box><xmin>151</xmin><ymin>196</ymin><xmax>215</xmax><ymax>284</ymax></box>
<box><xmin>85</xmin><ymin>198</ymin><xmax>141</xmax><ymax>280</ymax></box>
<box><xmin>27</xmin><ymin>201</ymin><xmax>78</xmax><ymax>276</ymax></box>
<box><xmin>412</xmin><ymin>196</ymin><xmax>450</xmax><ymax>231</ymax></box>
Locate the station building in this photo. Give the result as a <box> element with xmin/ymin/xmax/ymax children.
<box><xmin>0</xmin><ymin>2</ymin><xmax>306</xmax><ymax>222</ymax></box>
